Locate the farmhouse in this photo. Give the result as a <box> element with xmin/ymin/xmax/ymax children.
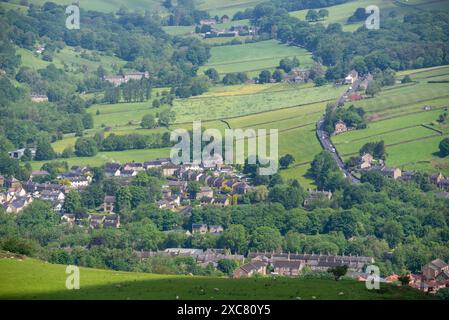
<box><xmin>360</xmin><ymin>153</ymin><xmax>374</xmax><ymax>169</ymax></box>
<box><xmin>344</xmin><ymin>70</ymin><xmax>359</xmax><ymax>85</ymax></box>
<box><xmin>334</xmin><ymin>121</ymin><xmax>348</xmax><ymax>135</ymax></box>
<box><xmin>8</xmin><ymin>148</ymin><xmax>36</xmax><ymax>160</ymax></box>
<box><xmin>199</xmin><ymin>19</ymin><xmax>216</xmax><ymax>26</ymax></box>
<box><xmin>30</xmin><ymin>94</ymin><xmax>49</xmax><ymax>103</ymax></box>
<box><xmin>103</xmin><ymin>71</ymin><xmax>150</xmax><ymax>86</ymax></box>
<box><xmin>371</xmin><ymin>166</ymin><xmax>402</xmax><ymax>180</ymax></box>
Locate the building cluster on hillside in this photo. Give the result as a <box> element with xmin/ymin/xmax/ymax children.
<box><xmin>103</xmin><ymin>71</ymin><xmax>150</xmax><ymax>86</ymax></box>
<box><xmin>357</xmin><ymin>153</ymin><xmax>449</xmax><ymax>190</ymax></box>
<box><xmin>196</xmin><ymin>17</ymin><xmax>257</xmax><ymax>39</ymax></box>
<box><xmin>105</xmin><ymin>158</ymin><xmax>251</xmax><ymax>212</ymax></box>
<box><xmin>2</xmin><ymin>156</ymin><xmax>252</xmax><ymax>234</ymax></box>
<box><xmin>135</xmin><ymin>248</ymin><xmax>245</xmax><ymax>268</ymax></box>
<box><xmin>233</xmin><ymin>252</ymin><xmax>374</xmax><ymax>278</ymax></box>
<box><xmin>0</xmin><ymin>177</ymin><xmax>33</xmax><ymax>213</ymax></box>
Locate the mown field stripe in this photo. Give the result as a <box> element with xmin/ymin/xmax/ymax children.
<box><xmin>340</xmin><ymin>132</ymin><xmax>449</xmax><ymax>157</ymax></box>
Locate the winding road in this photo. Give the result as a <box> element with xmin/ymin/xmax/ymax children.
<box><xmin>316</xmin><ymin>78</ymin><xmax>366</xmax><ymax>183</ymax></box>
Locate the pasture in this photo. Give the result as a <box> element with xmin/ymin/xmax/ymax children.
<box><xmin>0</xmin><ymin>256</ymin><xmax>431</xmax><ymax>300</ymax></box>
<box><xmin>332</xmin><ymin>65</ymin><xmax>449</xmax><ymax>175</ymax></box>
<box><xmin>199</xmin><ymin>39</ymin><xmax>314</xmax><ymax>76</ymax></box>
<box><xmin>9</xmin><ymin>0</ymin><xmax>163</xmax><ymax>13</ymax></box>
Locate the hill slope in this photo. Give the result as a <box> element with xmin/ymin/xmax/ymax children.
<box><xmin>0</xmin><ymin>256</ymin><xmax>433</xmax><ymax>300</ymax></box>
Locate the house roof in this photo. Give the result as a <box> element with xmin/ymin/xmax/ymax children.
<box><xmin>273</xmin><ymin>260</ymin><xmax>302</xmax><ymax>269</ymax></box>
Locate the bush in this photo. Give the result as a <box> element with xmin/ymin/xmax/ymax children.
<box><xmin>1</xmin><ymin>237</ymin><xmax>37</xmax><ymax>256</ymax></box>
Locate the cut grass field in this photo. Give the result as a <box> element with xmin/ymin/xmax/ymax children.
<box><xmin>0</xmin><ymin>256</ymin><xmax>433</xmax><ymax>300</ymax></box>
<box><xmin>332</xmin><ymin>65</ymin><xmax>449</xmax><ymax>175</ymax></box>
<box><xmin>199</xmin><ymin>39</ymin><xmax>314</xmax><ymax>76</ymax></box>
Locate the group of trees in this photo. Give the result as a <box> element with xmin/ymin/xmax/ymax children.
<box><xmin>73</xmin><ymin>131</ymin><xmax>173</xmax><ymax>157</ymax></box>
<box><xmin>322</xmin><ymin>103</ymin><xmax>366</xmax><ymax>135</ymax></box>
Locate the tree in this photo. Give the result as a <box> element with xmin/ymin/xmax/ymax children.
<box><xmin>187</xmin><ymin>181</ymin><xmax>201</xmax><ymax>199</ymax></box>
<box><xmin>366</xmin><ymin>81</ymin><xmax>381</xmax><ymax>97</ymax></box>
<box><xmin>221</xmin><ymin>224</ymin><xmax>247</xmax><ymax>254</ymax></box>
<box><xmin>63</xmin><ymin>191</ymin><xmax>82</xmax><ymax>214</ymax></box>
<box><xmin>258</xmin><ymin>70</ymin><xmax>271</xmax><ymax>84</ymax></box>
<box><xmin>398</xmin><ymin>274</ymin><xmax>410</xmax><ymax>286</ymax></box>
<box><xmin>439</xmin><ymin>138</ymin><xmax>449</xmax><ymax>157</ymax></box>
<box><xmin>158</xmin><ymin>110</ymin><xmax>176</xmax><ymax>126</ymax></box>
<box><xmin>35</xmin><ymin>138</ymin><xmax>56</xmax><ymax>161</ymax></box>
<box><xmin>272</xmin><ymin>69</ymin><xmax>284</xmax><ymax>82</ymax></box>
<box><xmin>401</xmin><ymin>75</ymin><xmax>412</xmax><ymax>84</ymax></box>
<box><xmin>141</xmin><ymin>114</ymin><xmax>156</xmax><ymax>129</ymax></box>
<box><xmin>217</xmin><ymin>259</ymin><xmax>238</xmax><ymax>276</ymax></box>
<box><xmin>75</xmin><ymin>137</ymin><xmax>98</xmax><ymax>157</ymax></box>
<box><xmin>116</xmin><ymin>187</ymin><xmax>132</xmax><ymax>212</ymax></box>
<box><xmin>204</xmin><ymin>68</ymin><xmax>219</xmax><ymax>82</ymax></box>
<box><xmin>250</xmin><ymin>226</ymin><xmax>283</xmax><ymax>252</ymax></box>
<box><xmin>318</xmin><ymin>9</ymin><xmax>329</xmax><ymax>19</ymax></box>
<box><xmin>279</xmin><ymin>154</ymin><xmax>295</xmax><ymax>169</ymax></box>
<box><xmin>328</xmin><ymin>265</ymin><xmax>348</xmax><ymax>281</ymax></box>
<box><xmin>306</xmin><ymin>9</ymin><xmax>319</xmax><ymax>22</ymax></box>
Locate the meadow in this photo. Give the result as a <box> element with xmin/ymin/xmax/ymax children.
<box><xmin>194</xmin><ymin>0</ymin><xmax>265</xmax><ymax>17</ymax></box>
<box><xmin>199</xmin><ymin>39</ymin><xmax>314</xmax><ymax>76</ymax></box>
<box><xmin>332</xmin><ymin>65</ymin><xmax>449</xmax><ymax>175</ymax></box>
<box><xmin>288</xmin><ymin>0</ymin><xmax>447</xmax><ymax>32</ymax></box>
<box><xmin>0</xmin><ymin>256</ymin><xmax>432</xmax><ymax>300</ymax></box>
<box><xmin>9</xmin><ymin>0</ymin><xmax>163</xmax><ymax>13</ymax></box>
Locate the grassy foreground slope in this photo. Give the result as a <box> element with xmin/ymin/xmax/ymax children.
<box><xmin>0</xmin><ymin>257</ymin><xmax>432</xmax><ymax>300</ymax></box>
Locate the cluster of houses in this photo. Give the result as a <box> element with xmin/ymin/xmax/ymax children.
<box><xmin>0</xmin><ymin>177</ymin><xmax>34</xmax><ymax>213</ymax></box>
<box><xmin>135</xmin><ymin>248</ymin><xmax>245</xmax><ymax>268</ymax></box>
<box><xmin>103</xmin><ymin>71</ymin><xmax>150</xmax><ymax>87</ymax></box>
<box><xmin>233</xmin><ymin>252</ymin><xmax>375</xmax><ymax>278</ymax></box>
<box><xmin>198</xmin><ymin>25</ymin><xmax>257</xmax><ymax>39</ymax></box>
<box><xmin>105</xmin><ymin>158</ymin><xmax>251</xmax><ymax>211</ymax></box>
<box><xmin>356</xmin><ymin>153</ymin><xmax>449</xmax><ymax>191</ymax></box>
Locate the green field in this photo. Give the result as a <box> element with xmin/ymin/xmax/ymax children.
<box><xmin>332</xmin><ymin>65</ymin><xmax>449</xmax><ymax>175</ymax></box>
<box><xmin>9</xmin><ymin>0</ymin><xmax>164</xmax><ymax>13</ymax></box>
<box><xmin>289</xmin><ymin>0</ymin><xmax>448</xmax><ymax>31</ymax></box>
<box><xmin>194</xmin><ymin>0</ymin><xmax>264</xmax><ymax>17</ymax></box>
<box><xmin>199</xmin><ymin>40</ymin><xmax>314</xmax><ymax>76</ymax></box>
<box><xmin>0</xmin><ymin>257</ymin><xmax>432</xmax><ymax>300</ymax></box>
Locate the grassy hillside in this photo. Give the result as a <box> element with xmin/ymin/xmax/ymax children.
<box><xmin>289</xmin><ymin>0</ymin><xmax>449</xmax><ymax>31</ymax></box>
<box><xmin>332</xmin><ymin>65</ymin><xmax>449</xmax><ymax>176</ymax></box>
<box><xmin>0</xmin><ymin>256</ymin><xmax>433</xmax><ymax>300</ymax></box>
<box><xmin>7</xmin><ymin>0</ymin><xmax>164</xmax><ymax>13</ymax></box>
<box><xmin>194</xmin><ymin>0</ymin><xmax>264</xmax><ymax>17</ymax></box>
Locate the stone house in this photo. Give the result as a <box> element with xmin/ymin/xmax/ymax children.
<box><xmin>422</xmin><ymin>259</ymin><xmax>449</xmax><ymax>281</ymax></box>
<box><xmin>273</xmin><ymin>260</ymin><xmax>303</xmax><ymax>276</ymax></box>
<box><xmin>233</xmin><ymin>261</ymin><xmax>267</xmax><ymax>278</ymax></box>
<box><xmin>334</xmin><ymin>121</ymin><xmax>348</xmax><ymax>135</ymax></box>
